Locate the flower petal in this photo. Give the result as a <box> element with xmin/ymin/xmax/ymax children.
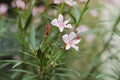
<box><xmin>66</xmin><ymin>44</ymin><xmax>71</xmax><ymax>50</ymax></box>
<box><xmin>53</xmin><ymin>0</ymin><xmax>63</xmax><ymax>4</ymax></box>
<box><xmin>69</xmin><ymin>32</ymin><xmax>76</xmax><ymax>40</ymax></box>
<box><xmin>64</xmin><ymin>19</ymin><xmax>70</xmax><ymax>25</ymax></box>
<box><xmin>58</xmin><ymin>14</ymin><xmax>63</xmax><ymax>23</ymax></box>
<box><xmin>66</xmin><ymin>24</ymin><xmax>72</xmax><ymax>28</ymax></box>
<box><xmin>51</xmin><ymin>19</ymin><xmax>59</xmax><ymax>27</ymax></box>
<box><xmin>71</xmin><ymin>45</ymin><xmax>79</xmax><ymax>51</ymax></box>
<box><xmin>73</xmin><ymin>39</ymin><xmax>81</xmax><ymax>44</ymax></box>
<box><xmin>62</xmin><ymin>34</ymin><xmax>69</xmax><ymax>43</ymax></box>
<box><xmin>59</xmin><ymin>27</ymin><xmax>64</xmax><ymax>32</ymax></box>
<box><xmin>64</xmin><ymin>0</ymin><xmax>76</xmax><ymax>6</ymax></box>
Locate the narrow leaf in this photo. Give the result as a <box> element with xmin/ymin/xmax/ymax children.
<box><xmin>24</xmin><ymin>14</ymin><xmax>32</xmax><ymax>30</ymax></box>
<box><xmin>52</xmin><ymin>73</ymin><xmax>74</xmax><ymax>78</ymax></box>
<box><xmin>20</xmin><ymin>50</ymin><xmax>35</xmax><ymax>58</ymax></box>
<box><xmin>30</xmin><ymin>25</ymin><xmax>36</xmax><ymax>49</ymax></box>
<box><xmin>0</xmin><ymin>63</ymin><xmax>11</xmax><ymax>69</ymax></box>
<box><xmin>9</xmin><ymin>69</ymin><xmax>35</xmax><ymax>74</ymax></box>
<box><xmin>12</xmin><ymin>61</ymin><xmax>23</xmax><ymax>69</ymax></box>
<box><xmin>22</xmin><ymin>75</ymin><xmax>39</xmax><ymax>80</ymax></box>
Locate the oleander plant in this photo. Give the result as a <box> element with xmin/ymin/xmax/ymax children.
<box><xmin>0</xmin><ymin>0</ymin><xmax>120</xmax><ymax>80</ymax></box>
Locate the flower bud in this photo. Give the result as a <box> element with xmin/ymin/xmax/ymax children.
<box><xmin>45</xmin><ymin>23</ymin><xmax>50</xmax><ymax>36</ymax></box>
<box><xmin>76</xmin><ymin>36</ymin><xmax>80</xmax><ymax>39</ymax></box>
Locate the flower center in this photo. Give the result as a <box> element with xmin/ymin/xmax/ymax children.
<box><xmin>60</xmin><ymin>22</ymin><xmax>65</xmax><ymax>27</ymax></box>
<box><xmin>67</xmin><ymin>40</ymin><xmax>73</xmax><ymax>46</ymax></box>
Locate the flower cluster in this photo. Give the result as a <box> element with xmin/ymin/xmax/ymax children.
<box><xmin>51</xmin><ymin>14</ymin><xmax>81</xmax><ymax>51</ymax></box>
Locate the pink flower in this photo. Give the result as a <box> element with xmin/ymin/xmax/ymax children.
<box><xmin>86</xmin><ymin>34</ymin><xmax>95</xmax><ymax>42</ymax></box>
<box><xmin>16</xmin><ymin>0</ymin><xmax>26</xmax><ymax>10</ymax></box>
<box><xmin>62</xmin><ymin>32</ymin><xmax>81</xmax><ymax>51</ymax></box>
<box><xmin>79</xmin><ymin>0</ymin><xmax>86</xmax><ymax>3</ymax></box>
<box><xmin>51</xmin><ymin>14</ymin><xmax>72</xmax><ymax>32</ymax></box>
<box><xmin>76</xmin><ymin>25</ymin><xmax>95</xmax><ymax>42</ymax></box>
<box><xmin>90</xmin><ymin>10</ymin><xmax>98</xmax><ymax>17</ymax></box>
<box><xmin>106</xmin><ymin>0</ymin><xmax>119</xmax><ymax>5</ymax></box>
<box><xmin>11</xmin><ymin>1</ymin><xmax>16</xmax><ymax>8</ymax></box>
<box><xmin>0</xmin><ymin>4</ymin><xmax>8</xmax><ymax>15</ymax></box>
<box><xmin>64</xmin><ymin>0</ymin><xmax>76</xmax><ymax>6</ymax></box>
<box><xmin>53</xmin><ymin>0</ymin><xmax>63</xmax><ymax>4</ymax></box>
<box><xmin>32</xmin><ymin>6</ymin><xmax>45</xmax><ymax>16</ymax></box>
<box><xmin>76</xmin><ymin>25</ymin><xmax>89</xmax><ymax>34</ymax></box>
<box><xmin>53</xmin><ymin>0</ymin><xmax>76</xmax><ymax>6</ymax></box>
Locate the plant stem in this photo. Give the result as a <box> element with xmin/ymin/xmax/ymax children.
<box><xmin>57</xmin><ymin>2</ymin><xmax>65</xmax><ymax>17</ymax></box>
<box><xmin>75</xmin><ymin>0</ymin><xmax>90</xmax><ymax>29</ymax></box>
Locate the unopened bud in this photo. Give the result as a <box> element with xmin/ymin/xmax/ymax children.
<box><xmin>45</xmin><ymin>23</ymin><xmax>50</xmax><ymax>36</ymax></box>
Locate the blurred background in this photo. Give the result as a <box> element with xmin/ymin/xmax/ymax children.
<box><xmin>0</xmin><ymin>0</ymin><xmax>120</xmax><ymax>80</ymax></box>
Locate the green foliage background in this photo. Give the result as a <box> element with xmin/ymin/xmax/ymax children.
<box><xmin>0</xmin><ymin>0</ymin><xmax>120</xmax><ymax>80</ymax></box>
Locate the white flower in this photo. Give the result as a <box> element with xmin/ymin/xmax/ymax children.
<box><xmin>62</xmin><ymin>32</ymin><xmax>81</xmax><ymax>51</ymax></box>
<box><xmin>51</xmin><ymin>14</ymin><xmax>72</xmax><ymax>32</ymax></box>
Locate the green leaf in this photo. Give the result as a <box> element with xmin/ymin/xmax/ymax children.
<box><xmin>79</xmin><ymin>27</ymin><xmax>103</xmax><ymax>36</ymax></box>
<box><xmin>0</xmin><ymin>60</ymin><xmax>39</xmax><ymax>68</ymax></box>
<box><xmin>11</xmin><ymin>72</ymin><xmax>20</xmax><ymax>79</ymax></box>
<box><xmin>17</xmin><ymin>34</ymin><xmax>29</xmax><ymax>49</ymax></box>
<box><xmin>96</xmin><ymin>74</ymin><xmax>105</xmax><ymax>79</ymax></box>
<box><xmin>30</xmin><ymin>25</ymin><xmax>36</xmax><ymax>49</ymax></box>
<box><xmin>18</xmin><ymin>17</ymin><xmax>23</xmax><ymax>32</ymax></box>
<box><xmin>70</xmin><ymin>6</ymin><xmax>80</xmax><ymax>23</ymax></box>
<box><xmin>0</xmin><ymin>63</ymin><xmax>11</xmax><ymax>69</ymax></box>
<box><xmin>0</xmin><ymin>53</ymin><xmax>12</xmax><ymax>57</ymax></box>
<box><xmin>24</xmin><ymin>62</ymin><xmax>39</xmax><ymax>68</ymax></box>
<box><xmin>111</xmin><ymin>68</ymin><xmax>120</xmax><ymax>77</ymax></box>
<box><xmin>0</xmin><ymin>60</ymin><xmax>20</xmax><ymax>63</ymax></box>
<box><xmin>29</xmin><ymin>0</ymin><xmax>36</xmax><ymax>11</ymax></box>
<box><xmin>114</xmin><ymin>31</ymin><xmax>120</xmax><ymax>36</ymax></box>
<box><xmin>66</xmin><ymin>65</ymin><xmax>81</xmax><ymax>78</ymax></box>
<box><xmin>20</xmin><ymin>51</ymin><xmax>35</xmax><ymax>58</ymax></box>
<box><xmin>9</xmin><ymin>69</ymin><xmax>35</xmax><ymax>74</ymax></box>
<box><xmin>54</xmin><ymin>50</ymin><xmax>64</xmax><ymax>62</ymax></box>
<box><xmin>52</xmin><ymin>73</ymin><xmax>74</xmax><ymax>78</ymax></box>
<box><xmin>12</xmin><ymin>61</ymin><xmax>23</xmax><ymax>69</ymax></box>
<box><xmin>56</xmin><ymin>67</ymin><xmax>80</xmax><ymax>78</ymax></box>
<box><xmin>22</xmin><ymin>75</ymin><xmax>39</xmax><ymax>80</ymax></box>
<box><xmin>24</xmin><ymin>14</ymin><xmax>32</xmax><ymax>30</ymax></box>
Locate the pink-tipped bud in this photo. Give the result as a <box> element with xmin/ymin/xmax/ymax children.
<box><xmin>76</xmin><ymin>36</ymin><xmax>80</xmax><ymax>40</ymax></box>
<box><xmin>45</xmin><ymin>23</ymin><xmax>50</xmax><ymax>36</ymax></box>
